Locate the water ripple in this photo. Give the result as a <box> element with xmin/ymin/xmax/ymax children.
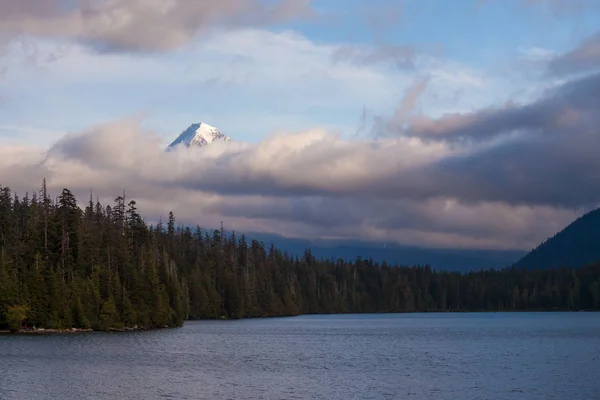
<box><xmin>0</xmin><ymin>312</ymin><xmax>599</xmax><ymax>399</ymax></box>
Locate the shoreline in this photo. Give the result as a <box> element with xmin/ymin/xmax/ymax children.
<box><xmin>2</xmin><ymin>309</ymin><xmax>596</xmax><ymax>335</ymax></box>
<box><xmin>0</xmin><ymin>325</ymin><xmax>178</xmax><ymax>335</ymax></box>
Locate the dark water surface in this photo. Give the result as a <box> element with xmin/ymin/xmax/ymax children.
<box><xmin>1</xmin><ymin>313</ymin><xmax>599</xmax><ymax>399</ymax></box>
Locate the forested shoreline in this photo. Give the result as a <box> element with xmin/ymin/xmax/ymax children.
<box><xmin>1</xmin><ymin>182</ymin><xmax>599</xmax><ymax>332</ymax></box>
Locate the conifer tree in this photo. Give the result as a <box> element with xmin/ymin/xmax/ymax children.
<box><xmin>1</xmin><ymin>181</ymin><xmax>600</xmax><ymax>332</ymax></box>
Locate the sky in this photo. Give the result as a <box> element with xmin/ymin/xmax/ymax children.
<box><xmin>1</xmin><ymin>0</ymin><xmax>600</xmax><ymax>251</ymax></box>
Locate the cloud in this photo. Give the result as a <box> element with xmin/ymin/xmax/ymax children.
<box><xmin>36</xmin><ymin>69</ymin><xmax>598</xmax><ymax>214</ymax></box>
<box><xmin>548</xmin><ymin>31</ymin><xmax>600</xmax><ymax>76</ymax></box>
<box><xmin>331</xmin><ymin>44</ymin><xmax>417</xmax><ymax>70</ymax></box>
<box><xmin>4</xmin><ymin>31</ymin><xmax>599</xmax><ymax>249</ymax></box>
<box><xmin>392</xmin><ymin>71</ymin><xmax>599</xmax><ymax>144</ymax></box>
<box><xmin>0</xmin><ymin>144</ymin><xmax>53</xmax><ymax>206</ymax></box>
<box><xmin>2</xmin><ymin>6</ymin><xmax>598</xmax><ymax>251</ymax></box>
<box><xmin>0</xmin><ymin>0</ymin><xmax>314</xmax><ymax>53</ymax></box>
<box><xmin>216</xmin><ymin>195</ymin><xmax>579</xmax><ymax>249</ymax></box>
<box><xmin>375</xmin><ymin>70</ymin><xmax>600</xmax><ymax>208</ymax></box>
<box><xmin>385</xmin><ymin>77</ymin><xmax>430</xmax><ymax>130</ymax></box>
<box><xmin>1</xmin><ymin>27</ymin><xmax>517</xmax><ymax>150</ymax></box>
<box><xmin>2</xmin><ymin>58</ymin><xmax>598</xmax><ymax>252</ymax></box>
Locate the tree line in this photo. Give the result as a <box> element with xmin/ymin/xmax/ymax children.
<box><xmin>1</xmin><ymin>182</ymin><xmax>599</xmax><ymax>331</ymax></box>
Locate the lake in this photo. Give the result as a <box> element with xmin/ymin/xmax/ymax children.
<box><xmin>0</xmin><ymin>313</ymin><xmax>599</xmax><ymax>399</ymax></box>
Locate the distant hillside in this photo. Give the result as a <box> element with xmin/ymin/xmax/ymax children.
<box><xmin>514</xmin><ymin>208</ymin><xmax>600</xmax><ymax>270</ymax></box>
<box><xmin>243</xmin><ymin>232</ymin><xmax>525</xmax><ymax>272</ymax></box>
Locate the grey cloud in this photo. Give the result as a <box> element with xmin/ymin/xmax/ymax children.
<box><xmin>214</xmin><ymin>195</ymin><xmax>579</xmax><ymax>250</ymax></box>
<box><xmin>386</xmin><ymin>77</ymin><xmax>430</xmax><ymax>128</ymax></box>
<box><xmin>548</xmin><ymin>32</ymin><xmax>600</xmax><ymax>76</ymax></box>
<box><xmin>216</xmin><ymin>196</ymin><xmax>360</xmax><ymax>230</ymax></box>
<box><xmin>78</xmin><ymin>70</ymin><xmax>597</xmax><ymax>211</ymax></box>
<box><xmin>47</xmin><ymin>117</ymin><xmax>159</xmax><ymax>169</ymax></box>
<box><xmin>0</xmin><ymin>0</ymin><xmax>314</xmax><ymax>53</ymax></box>
<box><xmin>218</xmin><ymin>197</ymin><xmax>495</xmax><ymax>238</ymax></box>
<box><xmin>381</xmin><ymin>72</ymin><xmax>600</xmax><ymax>208</ymax></box>
<box><xmin>5</xmin><ymin>68</ymin><xmax>600</xmax><ymax>249</ymax></box>
<box><xmin>0</xmin><ymin>145</ymin><xmax>49</xmax><ymax>192</ymax></box>
<box><xmin>149</xmin><ymin>73</ymin><xmax>600</xmax><ymax>209</ymax></box>
<box><xmin>332</xmin><ymin>44</ymin><xmax>416</xmax><ymax>69</ymax></box>
<box><xmin>396</xmin><ymin>71</ymin><xmax>600</xmax><ymax>143</ymax></box>
<box><xmin>426</xmin><ymin>119</ymin><xmax>600</xmax><ymax>208</ymax></box>
<box><xmin>0</xmin><ymin>115</ymin><xmax>589</xmax><ymax>250</ymax></box>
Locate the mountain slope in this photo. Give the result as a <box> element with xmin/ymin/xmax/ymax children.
<box><xmin>166</xmin><ymin>122</ymin><xmax>230</xmax><ymax>151</ymax></box>
<box><xmin>513</xmin><ymin>207</ymin><xmax>600</xmax><ymax>270</ymax></box>
<box><xmin>242</xmin><ymin>231</ymin><xmax>525</xmax><ymax>272</ymax></box>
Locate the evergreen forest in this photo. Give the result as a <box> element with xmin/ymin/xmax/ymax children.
<box><xmin>1</xmin><ymin>182</ymin><xmax>599</xmax><ymax>332</ymax></box>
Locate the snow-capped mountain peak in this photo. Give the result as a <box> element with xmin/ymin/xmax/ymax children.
<box><xmin>166</xmin><ymin>123</ymin><xmax>231</xmax><ymax>151</ymax></box>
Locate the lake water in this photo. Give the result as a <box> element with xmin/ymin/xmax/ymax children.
<box><xmin>0</xmin><ymin>313</ymin><xmax>599</xmax><ymax>399</ymax></box>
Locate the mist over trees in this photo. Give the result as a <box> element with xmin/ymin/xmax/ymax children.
<box><xmin>1</xmin><ymin>182</ymin><xmax>599</xmax><ymax>331</ymax></box>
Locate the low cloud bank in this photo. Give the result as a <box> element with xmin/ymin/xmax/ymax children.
<box><xmin>2</xmin><ymin>24</ymin><xmax>599</xmax><ymax>250</ymax></box>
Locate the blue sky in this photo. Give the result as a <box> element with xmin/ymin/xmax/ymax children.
<box><xmin>1</xmin><ymin>0</ymin><xmax>600</xmax><ymax>250</ymax></box>
<box><xmin>2</xmin><ymin>0</ymin><xmax>598</xmax><ymax>147</ymax></box>
<box><xmin>297</xmin><ymin>0</ymin><xmax>597</xmax><ymax>55</ymax></box>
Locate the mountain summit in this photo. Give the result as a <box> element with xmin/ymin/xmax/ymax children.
<box><xmin>166</xmin><ymin>123</ymin><xmax>231</xmax><ymax>151</ymax></box>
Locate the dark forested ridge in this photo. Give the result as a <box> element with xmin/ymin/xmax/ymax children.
<box><xmin>241</xmin><ymin>232</ymin><xmax>525</xmax><ymax>272</ymax></box>
<box><xmin>514</xmin><ymin>207</ymin><xmax>600</xmax><ymax>270</ymax></box>
<box><xmin>1</xmin><ymin>183</ymin><xmax>599</xmax><ymax>332</ymax></box>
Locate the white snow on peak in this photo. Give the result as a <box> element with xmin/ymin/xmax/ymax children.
<box><xmin>166</xmin><ymin>122</ymin><xmax>231</xmax><ymax>151</ymax></box>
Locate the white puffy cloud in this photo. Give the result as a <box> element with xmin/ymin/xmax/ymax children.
<box><xmin>2</xmin><ymin>1</ymin><xmax>599</xmax><ymax>252</ymax></box>
<box><xmin>1</xmin><ymin>75</ymin><xmax>595</xmax><ymax>252</ymax></box>
<box><xmin>0</xmin><ymin>0</ymin><xmax>314</xmax><ymax>52</ymax></box>
<box><xmin>0</xmin><ymin>27</ymin><xmax>522</xmax><ymax>152</ymax></box>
